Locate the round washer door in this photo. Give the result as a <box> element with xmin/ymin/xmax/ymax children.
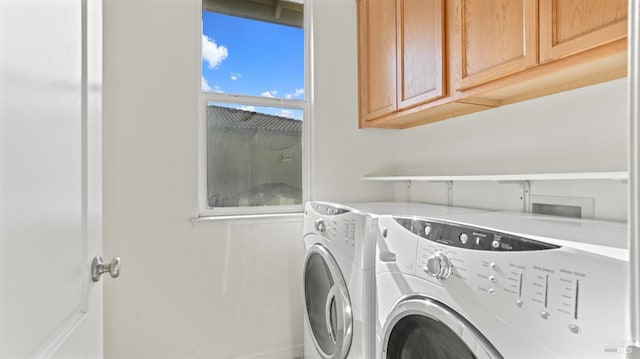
<box><xmin>382</xmin><ymin>297</ymin><xmax>502</xmax><ymax>359</ymax></box>
<box><xmin>304</xmin><ymin>243</ymin><xmax>353</xmax><ymax>359</ymax></box>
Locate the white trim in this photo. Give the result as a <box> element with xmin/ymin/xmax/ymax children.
<box><xmin>232</xmin><ymin>344</ymin><xmax>303</xmax><ymax>359</ymax></box>
<box><xmin>201</xmin><ymin>92</ymin><xmax>304</xmax><ymax>109</ymax></box>
<box><xmin>628</xmin><ymin>0</ymin><xmax>640</xmax><ymax>349</ymax></box>
<box><xmin>363</xmin><ymin>171</ymin><xmax>629</xmax><ymax>182</ymax></box>
<box><xmin>191</xmin><ymin>212</ymin><xmax>303</xmax><ymax>226</ymax></box>
<box><xmin>198</xmin><ymin>0</ymin><xmax>312</xmax><ymax>217</ymax></box>
<box><xmin>304</xmin><ymin>0</ymin><xmax>314</xmax><ymax>202</ymax></box>
<box><xmin>31</xmin><ymin>311</ymin><xmax>87</xmax><ymax>359</ymax></box>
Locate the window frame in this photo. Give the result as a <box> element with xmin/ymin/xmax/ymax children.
<box><xmin>197</xmin><ymin>1</ymin><xmax>312</xmax><ymax>218</ymax></box>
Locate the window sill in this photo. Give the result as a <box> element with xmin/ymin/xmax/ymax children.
<box><xmin>191</xmin><ymin>212</ymin><xmax>303</xmax><ymax>227</ymax></box>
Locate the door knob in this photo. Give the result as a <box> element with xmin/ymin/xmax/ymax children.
<box><xmin>91</xmin><ymin>256</ymin><xmax>121</xmax><ymax>282</ymax></box>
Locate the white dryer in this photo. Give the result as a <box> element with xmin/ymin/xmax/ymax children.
<box><xmin>376</xmin><ymin>211</ymin><xmax>630</xmax><ymax>359</ymax></box>
<box><xmin>302</xmin><ymin>201</ymin><xmax>487</xmax><ymax>359</ymax></box>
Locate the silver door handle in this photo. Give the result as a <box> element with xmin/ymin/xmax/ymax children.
<box><xmin>91</xmin><ymin>256</ymin><xmax>121</xmax><ymax>282</ymax></box>
<box><xmin>325</xmin><ymin>285</ymin><xmax>338</xmax><ymax>344</ymax></box>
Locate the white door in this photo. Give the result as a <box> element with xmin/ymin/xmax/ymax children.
<box><xmin>0</xmin><ymin>0</ymin><xmax>105</xmax><ymax>358</ymax></box>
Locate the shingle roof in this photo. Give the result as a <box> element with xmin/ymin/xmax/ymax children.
<box><xmin>207</xmin><ymin>105</ymin><xmax>302</xmax><ymax>135</ymax></box>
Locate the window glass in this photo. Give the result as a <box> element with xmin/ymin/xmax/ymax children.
<box><xmin>201</xmin><ymin>1</ymin><xmax>305</xmax><ymax>212</ymax></box>
<box><xmin>202</xmin><ymin>11</ymin><xmax>304</xmax><ymax>99</ymax></box>
<box><xmin>205</xmin><ymin>103</ymin><xmax>302</xmax><ymax>208</ymax></box>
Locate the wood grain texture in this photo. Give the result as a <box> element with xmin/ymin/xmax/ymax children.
<box><xmin>540</xmin><ymin>0</ymin><xmax>627</xmax><ymax>62</ymax></box>
<box><xmin>397</xmin><ymin>0</ymin><xmax>446</xmax><ymax>109</ymax></box>
<box><xmin>458</xmin><ymin>0</ymin><xmax>538</xmax><ymax>89</ymax></box>
<box><xmin>358</xmin><ymin>0</ymin><xmax>397</xmax><ymax>125</ymax></box>
<box><xmin>358</xmin><ymin>0</ymin><xmax>628</xmax><ymax>129</ymax></box>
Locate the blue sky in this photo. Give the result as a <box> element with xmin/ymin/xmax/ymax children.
<box><xmin>202</xmin><ymin>11</ymin><xmax>304</xmax><ymax>119</ymax></box>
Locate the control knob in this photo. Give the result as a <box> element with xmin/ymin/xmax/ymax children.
<box><xmin>315</xmin><ymin>219</ymin><xmax>326</xmax><ymax>232</ymax></box>
<box><xmin>424</xmin><ymin>252</ymin><xmax>453</xmax><ymax>280</ymax></box>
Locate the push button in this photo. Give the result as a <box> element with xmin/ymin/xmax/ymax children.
<box><xmin>459</xmin><ymin>232</ymin><xmax>469</xmax><ymax>244</ymax></box>
<box><xmin>424</xmin><ymin>225</ymin><xmax>431</xmax><ymax>236</ymax></box>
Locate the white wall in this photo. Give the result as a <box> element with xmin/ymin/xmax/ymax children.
<box><xmin>102</xmin><ymin>0</ymin><xmax>394</xmax><ymax>358</ymax></box>
<box><xmin>103</xmin><ymin>1</ymin><xmax>303</xmax><ymax>358</ymax></box>
<box><xmin>390</xmin><ymin>79</ymin><xmax>629</xmax><ymax>221</ymax></box>
<box><xmin>311</xmin><ymin>0</ymin><xmax>398</xmax><ymax>202</ymax></box>
<box><xmin>103</xmin><ymin>0</ymin><xmax>628</xmax><ymax>357</ymax></box>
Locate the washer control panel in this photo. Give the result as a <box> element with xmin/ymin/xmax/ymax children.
<box><xmin>377</xmin><ymin>214</ymin><xmax>628</xmax><ymax>350</ymax></box>
<box><xmin>394</xmin><ymin>216</ymin><xmax>559</xmax><ymax>251</ymax></box>
<box><xmin>314</xmin><ymin>203</ymin><xmax>351</xmax><ymax>216</ymax></box>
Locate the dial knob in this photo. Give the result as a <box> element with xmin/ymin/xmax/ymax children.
<box><xmin>424</xmin><ymin>252</ymin><xmax>452</xmax><ymax>280</ymax></box>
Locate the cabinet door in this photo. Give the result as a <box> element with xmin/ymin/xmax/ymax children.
<box><xmin>457</xmin><ymin>0</ymin><xmax>538</xmax><ymax>90</ymax></box>
<box><xmin>539</xmin><ymin>0</ymin><xmax>627</xmax><ymax>63</ymax></box>
<box><xmin>397</xmin><ymin>0</ymin><xmax>446</xmax><ymax>109</ymax></box>
<box><xmin>358</xmin><ymin>0</ymin><xmax>397</xmax><ymax>123</ymax></box>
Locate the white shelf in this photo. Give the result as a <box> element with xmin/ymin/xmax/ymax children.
<box><xmin>363</xmin><ymin>171</ymin><xmax>628</xmax><ymax>182</ymax></box>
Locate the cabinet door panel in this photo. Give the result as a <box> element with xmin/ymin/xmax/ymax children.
<box><xmin>540</xmin><ymin>0</ymin><xmax>627</xmax><ymax>63</ymax></box>
<box><xmin>358</xmin><ymin>0</ymin><xmax>397</xmax><ymax>122</ymax></box>
<box><xmin>458</xmin><ymin>0</ymin><xmax>537</xmax><ymax>89</ymax></box>
<box><xmin>397</xmin><ymin>0</ymin><xmax>446</xmax><ymax>109</ymax></box>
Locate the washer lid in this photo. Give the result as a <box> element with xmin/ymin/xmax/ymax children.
<box><xmin>303</xmin><ymin>244</ymin><xmax>353</xmax><ymax>359</ymax></box>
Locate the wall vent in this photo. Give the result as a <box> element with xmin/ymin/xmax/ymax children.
<box><xmin>530</xmin><ymin>195</ymin><xmax>594</xmax><ymax>219</ymax></box>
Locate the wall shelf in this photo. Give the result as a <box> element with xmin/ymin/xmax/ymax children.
<box><xmin>363</xmin><ymin>171</ymin><xmax>628</xmax><ymax>182</ymax></box>
<box><xmin>363</xmin><ymin>171</ymin><xmax>628</xmax><ymax>210</ymax></box>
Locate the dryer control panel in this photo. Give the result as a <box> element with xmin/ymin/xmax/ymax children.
<box><xmin>305</xmin><ymin>202</ymin><xmax>379</xmax><ymax>270</ymax></box>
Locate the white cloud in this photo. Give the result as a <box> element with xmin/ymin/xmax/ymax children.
<box><xmin>275</xmin><ymin>109</ymin><xmax>302</xmax><ymax>120</ymax></box>
<box><xmin>285</xmin><ymin>88</ymin><xmax>305</xmax><ymax>99</ymax></box>
<box><xmin>230</xmin><ymin>72</ymin><xmax>242</xmax><ymax>81</ymax></box>
<box><xmin>278</xmin><ymin>109</ymin><xmax>295</xmax><ymax>118</ymax></box>
<box><xmin>261</xmin><ymin>90</ymin><xmax>277</xmax><ymax>98</ymax></box>
<box><xmin>237</xmin><ymin>105</ymin><xmax>256</xmax><ymax>112</ymax></box>
<box><xmin>214</xmin><ymin>86</ymin><xmax>224</xmax><ymax>93</ymax></box>
<box><xmin>202</xmin><ymin>35</ymin><xmax>228</xmax><ymax>69</ymax></box>
<box><xmin>201</xmin><ymin>76</ymin><xmax>213</xmax><ymax>92</ymax></box>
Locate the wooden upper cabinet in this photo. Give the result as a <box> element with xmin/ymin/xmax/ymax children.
<box><xmin>357</xmin><ymin>0</ymin><xmax>446</xmax><ymax>125</ymax></box>
<box><xmin>397</xmin><ymin>0</ymin><xmax>446</xmax><ymax>109</ymax></box>
<box><xmin>457</xmin><ymin>0</ymin><xmax>538</xmax><ymax>90</ymax></box>
<box><xmin>539</xmin><ymin>0</ymin><xmax>627</xmax><ymax>63</ymax></box>
<box><xmin>358</xmin><ymin>0</ymin><xmax>397</xmax><ymax>122</ymax></box>
<box><xmin>356</xmin><ymin>0</ymin><xmax>627</xmax><ymax>128</ymax></box>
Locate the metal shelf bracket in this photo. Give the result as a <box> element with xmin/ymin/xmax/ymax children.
<box><xmin>446</xmin><ymin>181</ymin><xmax>453</xmax><ymax>207</ymax></box>
<box><xmin>497</xmin><ymin>180</ymin><xmax>531</xmax><ymax>213</ymax></box>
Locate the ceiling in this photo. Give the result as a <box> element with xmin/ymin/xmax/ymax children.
<box><xmin>203</xmin><ymin>0</ymin><xmax>304</xmax><ymax>28</ymax></box>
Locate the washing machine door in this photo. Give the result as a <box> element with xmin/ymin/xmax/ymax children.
<box><xmin>382</xmin><ymin>297</ymin><xmax>502</xmax><ymax>359</ymax></box>
<box><xmin>304</xmin><ymin>243</ymin><xmax>353</xmax><ymax>359</ymax></box>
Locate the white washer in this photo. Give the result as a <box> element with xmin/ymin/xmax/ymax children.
<box><xmin>376</xmin><ymin>211</ymin><xmax>631</xmax><ymax>359</ymax></box>
<box><xmin>302</xmin><ymin>201</ymin><xmax>486</xmax><ymax>359</ymax></box>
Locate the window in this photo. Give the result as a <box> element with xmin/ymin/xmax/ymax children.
<box><xmin>200</xmin><ymin>0</ymin><xmax>308</xmax><ymax>216</ymax></box>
